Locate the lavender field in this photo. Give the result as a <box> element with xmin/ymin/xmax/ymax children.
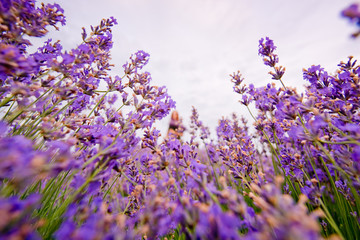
<box><xmin>1</xmin><ymin>1</ymin><xmax>360</xmax><ymax>239</ymax></box>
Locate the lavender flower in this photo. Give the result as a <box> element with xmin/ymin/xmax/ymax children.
<box><xmin>258</xmin><ymin>37</ymin><xmax>286</xmax><ymax>82</ymax></box>
<box><xmin>342</xmin><ymin>3</ymin><xmax>360</xmax><ymax>37</ymax></box>
<box><xmin>0</xmin><ymin>194</ymin><xmax>41</xmax><ymax>239</ymax></box>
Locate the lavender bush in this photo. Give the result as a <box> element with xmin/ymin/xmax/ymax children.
<box><xmin>0</xmin><ymin>0</ymin><xmax>360</xmax><ymax>239</ymax></box>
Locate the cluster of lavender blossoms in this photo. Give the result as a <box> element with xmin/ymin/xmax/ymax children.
<box><xmin>0</xmin><ymin>0</ymin><xmax>360</xmax><ymax>239</ymax></box>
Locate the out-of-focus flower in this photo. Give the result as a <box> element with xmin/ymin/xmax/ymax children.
<box><xmin>342</xmin><ymin>3</ymin><xmax>360</xmax><ymax>37</ymax></box>
<box><xmin>0</xmin><ymin>194</ymin><xmax>41</xmax><ymax>239</ymax></box>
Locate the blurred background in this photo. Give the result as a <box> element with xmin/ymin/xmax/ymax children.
<box><xmin>37</xmin><ymin>0</ymin><xmax>360</xmax><ymax>140</ymax></box>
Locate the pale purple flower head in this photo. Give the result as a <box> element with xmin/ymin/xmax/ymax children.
<box><xmin>258</xmin><ymin>37</ymin><xmax>277</xmax><ymax>58</ymax></box>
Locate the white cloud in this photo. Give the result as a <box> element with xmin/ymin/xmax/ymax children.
<box><xmin>39</xmin><ymin>0</ymin><xmax>360</xmax><ymax>139</ymax></box>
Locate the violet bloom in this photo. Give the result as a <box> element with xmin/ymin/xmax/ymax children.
<box><xmin>0</xmin><ymin>134</ymin><xmax>73</xmax><ymax>190</ymax></box>
<box><xmin>342</xmin><ymin>3</ymin><xmax>360</xmax><ymax>37</ymax></box>
<box><xmin>189</xmin><ymin>106</ymin><xmax>211</xmax><ymax>141</ymax></box>
<box><xmin>335</xmin><ymin>180</ymin><xmax>352</xmax><ymax>201</ymax></box>
<box><xmin>195</xmin><ymin>204</ymin><xmax>242</xmax><ymax>239</ymax></box>
<box><xmin>230</xmin><ymin>71</ymin><xmax>247</xmax><ymax>95</ymax></box>
<box><xmin>342</xmin><ymin>3</ymin><xmax>360</xmax><ymax>21</ymax></box>
<box><xmin>352</xmin><ymin>146</ymin><xmax>360</xmax><ymax>175</ymax></box>
<box><xmin>258</xmin><ymin>37</ymin><xmax>277</xmax><ymax>61</ymax></box>
<box><xmin>258</xmin><ymin>37</ymin><xmax>285</xmax><ymax>81</ymax></box>
<box><xmin>0</xmin><ymin>43</ymin><xmax>37</xmax><ymax>76</ymax></box>
<box><xmin>216</xmin><ymin>115</ymin><xmax>257</xmax><ymax>177</ymax></box>
<box><xmin>0</xmin><ymin>0</ymin><xmax>65</xmax><ymax>48</ymax></box>
<box><xmin>0</xmin><ymin>194</ymin><xmax>41</xmax><ymax>239</ymax></box>
<box><xmin>247</xmin><ymin>181</ymin><xmax>323</xmax><ymax>240</ymax></box>
<box><xmin>123</xmin><ymin>50</ymin><xmax>150</xmax><ymax>74</ymax></box>
<box><xmin>55</xmin><ymin>196</ymin><xmax>135</xmax><ymax>240</ymax></box>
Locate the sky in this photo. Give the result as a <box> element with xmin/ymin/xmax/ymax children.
<box><xmin>37</xmin><ymin>0</ymin><xmax>360</xmax><ymax>139</ymax></box>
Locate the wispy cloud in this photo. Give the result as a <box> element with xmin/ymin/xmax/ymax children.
<box><xmin>40</xmin><ymin>0</ymin><xmax>360</xmax><ymax>138</ymax></box>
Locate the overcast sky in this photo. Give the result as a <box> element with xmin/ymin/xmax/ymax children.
<box><xmin>38</xmin><ymin>0</ymin><xmax>360</xmax><ymax>139</ymax></box>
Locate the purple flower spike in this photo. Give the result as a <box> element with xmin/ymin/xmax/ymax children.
<box><xmin>258</xmin><ymin>37</ymin><xmax>286</xmax><ymax>82</ymax></box>
<box><xmin>342</xmin><ymin>3</ymin><xmax>360</xmax><ymax>37</ymax></box>
<box><xmin>0</xmin><ymin>194</ymin><xmax>41</xmax><ymax>239</ymax></box>
<box><xmin>0</xmin><ymin>0</ymin><xmax>65</xmax><ymax>48</ymax></box>
<box><xmin>0</xmin><ymin>43</ymin><xmax>37</xmax><ymax>76</ymax></box>
<box><xmin>123</xmin><ymin>50</ymin><xmax>150</xmax><ymax>74</ymax></box>
<box><xmin>258</xmin><ymin>37</ymin><xmax>277</xmax><ymax>58</ymax></box>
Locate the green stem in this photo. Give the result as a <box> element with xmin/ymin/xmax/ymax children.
<box><xmin>7</xmin><ymin>75</ymin><xmax>64</xmax><ymax>123</ymax></box>
<box><xmin>279</xmin><ymin>79</ymin><xmax>287</xmax><ymax>90</ymax></box>
<box><xmin>42</xmin><ymin>160</ymin><xmax>108</xmax><ymax>238</ymax></box>
<box><xmin>1</xmin><ymin>99</ymin><xmax>16</xmax><ymax>121</ymax></box>
<box><xmin>319</xmin><ymin>199</ymin><xmax>345</xmax><ymax>240</ymax></box>
<box><xmin>0</xmin><ymin>95</ymin><xmax>14</xmax><ymax>108</ymax></box>
<box><xmin>87</xmin><ymin>88</ymin><xmax>111</xmax><ymax>118</ymax></box>
<box><xmin>121</xmin><ymin>171</ymin><xmax>138</xmax><ymax>186</ymax></box>
<box><xmin>102</xmin><ymin>174</ymin><xmax>120</xmax><ymax>200</ymax></box>
<box><xmin>23</xmin><ymin>98</ymin><xmax>63</xmax><ymax>137</ymax></box>
<box><xmin>319</xmin><ymin>139</ymin><xmax>360</xmax><ymax>146</ymax></box>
